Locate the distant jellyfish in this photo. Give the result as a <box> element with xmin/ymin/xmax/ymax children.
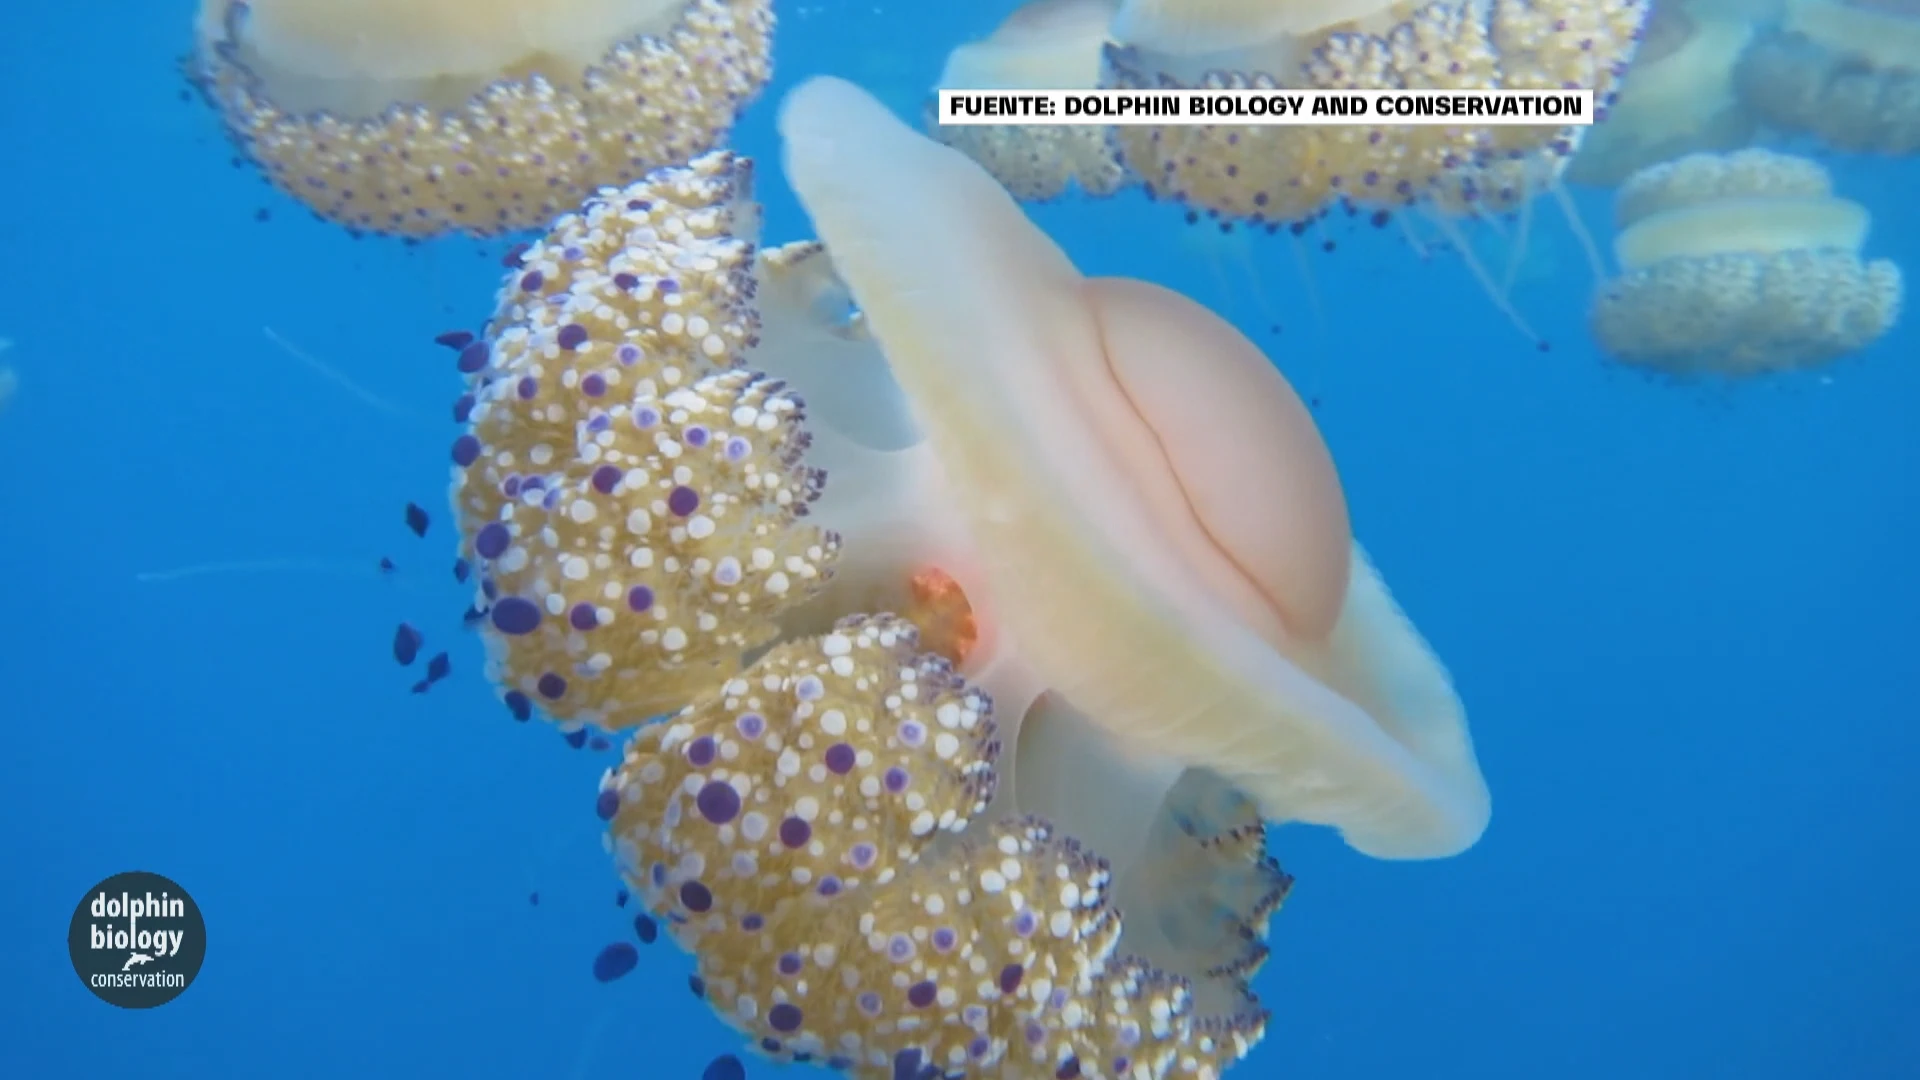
<box><xmin>1568</xmin><ymin>0</ymin><xmax>1762</xmax><ymax>187</ymax></box>
<box><xmin>189</xmin><ymin>0</ymin><xmax>775</xmax><ymax>238</ymax></box>
<box><xmin>1590</xmin><ymin>148</ymin><xmax>1903</xmax><ymax>375</ymax></box>
<box><xmin>1736</xmin><ymin>0</ymin><xmax>1920</xmax><ymax>155</ymax></box>
<box><xmin>928</xmin><ymin>0</ymin><xmax>1132</xmax><ymax>200</ymax></box>
<box><xmin>1099</xmin><ymin>0</ymin><xmax>1650</xmax><ymax>225</ymax></box>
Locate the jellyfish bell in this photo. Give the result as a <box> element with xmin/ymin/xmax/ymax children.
<box><xmin>1589</xmin><ymin>148</ymin><xmax>1903</xmax><ymax>375</ymax></box>
<box><xmin>190</xmin><ymin>0</ymin><xmax>774</xmax><ymax>238</ymax></box>
<box><xmin>780</xmin><ymin>76</ymin><xmax>1490</xmax><ymax>864</ymax></box>
<box><xmin>1735</xmin><ymin>0</ymin><xmax>1920</xmax><ymax>155</ymax></box>
<box><xmin>1568</xmin><ymin>0</ymin><xmax>1762</xmax><ymax>188</ymax></box>
<box><xmin>1099</xmin><ymin>0</ymin><xmax>1649</xmax><ymax>226</ymax></box>
<box><xmin>929</xmin><ymin>0</ymin><xmax>1132</xmax><ymax>201</ymax></box>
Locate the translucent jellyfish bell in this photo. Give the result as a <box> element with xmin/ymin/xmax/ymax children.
<box><xmin>190</xmin><ymin>0</ymin><xmax>775</xmax><ymax>237</ymax></box>
<box><xmin>781</xmin><ymin>76</ymin><xmax>1491</xmax><ymax>863</ymax></box>
<box><xmin>928</xmin><ymin>0</ymin><xmax>1133</xmax><ymax>200</ymax></box>
<box><xmin>1568</xmin><ymin>0</ymin><xmax>1762</xmax><ymax>187</ymax></box>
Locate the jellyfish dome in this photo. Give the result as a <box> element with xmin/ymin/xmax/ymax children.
<box><xmin>1098</xmin><ymin>0</ymin><xmax>1650</xmax><ymax>224</ymax></box>
<box><xmin>1567</xmin><ymin>0</ymin><xmax>1761</xmax><ymax>187</ymax></box>
<box><xmin>1590</xmin><ymin>148</ymin><xmax>1903</xmax><ymax>374</ymax></box>
<box><xmin>1736</xmin><ymin>0</ymin><xmax>1920</xmax><ymax>155</ymax></box>
<box><xmin>928</xmin><ymin>0</ymin><xmax>1133</xmax><ymax>201</ymax></box>
<box><xmin>189</xmin><ymin>0</ymin><xmax>774</xmax><ymax>238</ymax></box>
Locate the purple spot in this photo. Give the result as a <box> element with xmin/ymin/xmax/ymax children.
<box><xmin>490</xmin><ymin>597</ymin><xmax>542</xmax><ymax>635</ymax></box>
<box><xmin>614</xmin><ymin>272</ymin><xmax>640</xmax><ymax>291</ymax></box>
<box><xmin>538</xmin><ymin>673</ymin><xmax>567</xmax><ymax>700</ymax></box>
<box><xmin>795</xmin><ymin>675</ymin><xmax>824</xmax><ymax>702</ymax></box>
<box><xmin>683</xmin><ymin>425</ymin><xmax>709</xmax><ymax>448</ymax></box>
<box><xmin>582</xmin><ymin>372</ymin><xmax>606</xmax><ymax>397</ymax></box>
<box><xmin>777</xmin><ymin>952</ymin><xmax>803</xmax><ymax>975</ymax></box>
<box><xmin>735</xmin><ymin>713</ymin><xmax>765</xmax><ymax>739</ymax></box>
<box><xmin>898</xmin><ymin>721</ymin><xmax>925</xmax><ymax>747</ymax></box>
<box><xmin>686</xmin><ymin>735</ymin><xmax>716</xmax><ymax>767</ymax></box>
<box><xmin>568</xmin><ymin>603</ymin><xmax>599</xmax><ymax>631</ymax></box>
<box><xmin>724</xmin><ymin>436</ymin><xmax>750</xmax><ymax>461</ymax></box>
<box><xmin>592</xmin><ymin>943</ymin><xmax>638</xmax><ymax>982</ymax></box>
<box><xmin>451</xmin><ymin>434</ymin><xmax>480</xmax><ymax>467</ymax></box>
<box><xmin>767</xmin><ymin>1003</ymin><xmax>803</xmax><ymax>1033</ymax></box>
<box><xmin>667</xmin><ymin>485</ymin><xmax>700</xmax><ymax>517</ymax></box>
<box><xmin>823</xmin><ymin>743</ymin><xmax>855</xmax><ymax>774</ymax></box>
<box><xmin>557</xmin><ymin>324</ymin><xmax>589</xmax><ymax>350</ymax></box>
<box><xmin>740</xmin><ymin>913</ymin><xmax>763</xmax><ymax>931</ymax></box>
<box><xmin>456</xmin><ymin>341</ymin><xmax>489</xmax><ymax>373</ymax></box>
<box><xmin>907</xmin><ymin>981</ymin><xmax>937</xmax><ymax>1008</ymax></box>
<box><xmin>474</xmin><ymin>522</ymin><xmax>511</xmax><ymax>559</ymax></box>
<box><xmin>517</xmin><ymin>375</ymin><xmax>538</xmax><ymax>400</ymax></box>
<box><xmin>999</xmin><ymin>963</ymin><xmax>1024</xmax><ymax>994</ymax></box>
<box><xmin>857</xmin><ymin>992</ymin><xmax>882</xmax><ymax>1016</ymax></box>
<box><xmin>931</xmin><ymin>927</ymin><xmax>957</xmax><ymax>952</ymax></box>
<box><xmin>884</xmin><ymin>767</ymin><xmax>910</xmax><ymax>794</ymax></box>
<box><xmin>779</xmin><ymin>816</ymin><xmax>811</xmax><ymax>848</ymax></box>
<box><xmin>616</xmin><ymin>343</ymin><xmax>641</xmax><ymax>365</ymax></box>
<box><xmin>696</xmin><ymin>780</ymin><xmax>741</xmax><ymax>824</ymax></box>
<box><xmin>887</xmin><ymin>933</ymin><xmax>914</xmax><ymax>962</ymax></box>
<box><xmin>679</xmin><ymin>880</ymin><xmax>713</xmax><ymax>912</ymax></box>
<box><xmin>519</xmin><ymin>270</ymin><xmax>544</xmax><ymax>292</ymax></box>
<box><xmin>1056</xmin><ymin>1057</ymin><xmax>1081</xmax><ymax>1079</ymax></box>
<box><xmin>595</xmin><ymin>788</ymin><xmax>620</xmax><ymax>820</ymax></box>
<box><xmin>1014</xmin><ymin>910</ymin><xmax>1038</xmax><ymax>937</ymax></box>
<box><xmin>816</xmin><ymin>876</ymin><xmax>842</xmax><ymax>896</ymax></box>
<box><xmin>627</xmin><ymin>585</ymin><xmax>655</xmax><ymax>612</ymax></box>
<box><xmin>633</xmin><ymin>406</ymin><xmax>660</xmax><ymax>428</ymax></box>
<box><xmin>849</xmin><ymin>843</ymin><xmax>877</xmax><ymax>869</ymax></box>
<box><xmin>591</xmin><ymin>465</ymin><xmax>621</xmax><ymax>494</ymax></box>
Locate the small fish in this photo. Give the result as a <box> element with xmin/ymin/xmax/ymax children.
<box><xmin>452</xmin><ymin>558</ymin><xmax>470</xmax><ymax>584</ymax></box>
<box><xmin>613</xmin><ymin>888</ymin><xmax>629</xmax><ymax>908</ymax></box>
<box><xmin>379</xmin><ymin>556</ymin><xmax>397</xmax><ymax>573</ymax></box>
<box><xmin>404</xmin><ymin>502</ymin><xmax>430</xmax><ymax>538</ymax></box>
<box><xmin>410</xmin><ymin>679</ymin><xmax>432</xmax><ymax>695</ymax></box>
<box><xmin>425</xmin><ymin>652</ymin><xmax>451</xmax><ymax>682</ymax></box>
<box><xmin>433</xmin><ymin>330</ymin><xmax>475</xmax><ymax>350</ymax></box>
<box><xmin>702</xmin><ymin>1056</ymin><xmax>746</xmax><ymax>1080</ymax></box>
<box><xmin>563</xmin><ymin>729</ymin><xmax>589</xmax><ymax>749</ymax></box>
<box><xmin>392</xmin><ymin>623</ymin><xmax>423</xmax><ymax>666</ymax></box>
<box><xmin>633</xmin><ymin>913</ymin><xmax>658</xmax><ymax>944</ymax></box>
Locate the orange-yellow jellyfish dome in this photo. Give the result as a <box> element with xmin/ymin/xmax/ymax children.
<box><xmin>1099</xmin><ymin>0</ymin><xmax>1650</xmax><ymax>224</ymax></box>
<box><xmin>1566</xmin><ymin>0</ymin><xmax>1760</xmax><ymax>186</ymax></box>
<box><xmin>189</xmin><ymin>0</ymin><xmax>775</xmax><ymax>237</ymax></box>
<box><xmin>605</xmin><ymin>614</ymin><xmax>1272</xmax><ymax>1078</ymax></box>
<box><xmin>449</xmin><ymin>153</ymin><xmax>840</xmax><ymax>730</ymax></box>
<box><xmin>1735</xmin><ymin>0</ymin><xmax>1920</xmax><ymax>154</ymax></box>
<box><xmin>1590</xmin><ymin>148</ymin><xmax>1903</xmax><ymax>373</ymax></box>
<box><xmin>929</xmin><ymin>0</ymin><xmax>1133</xmax><ymax>201</ymax></box>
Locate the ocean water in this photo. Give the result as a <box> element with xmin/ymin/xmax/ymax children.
<box><xmin>3</xmin><ymin>1</ymin><xmax>1917</xmax><ymax>1078</ymax></box>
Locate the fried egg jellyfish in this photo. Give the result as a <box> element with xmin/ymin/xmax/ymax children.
<box><xmin>930</xmin><ymin>0</ymin><xmax>1133</xmax><ymax>201</ymax></box>
<box><xmin>189</xmin><ymin>0</ymin><xmax>774</xmax><ymax>237</ymax></box>
<box><xmin>1736</xmin><ymin>0</ymin><xmax>1920</xmax><ymax>155</ymax></box>
<box><xmin>1099</xmin><ymin>0</ymin><xmax>1647</xmax><ymax>345</ymax></box>
<box><xmin>1589</xmin><ymin>148</ymin><xmax>1903</xmax><ymax>374</ymax></box>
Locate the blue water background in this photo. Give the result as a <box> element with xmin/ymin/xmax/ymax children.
<box><xmin>2</xmin><ymin>1</ymin><xmax>1916</xmax><ymax>1077</ymax></box>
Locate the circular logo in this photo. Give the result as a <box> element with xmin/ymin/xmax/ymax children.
<box><xmin>68</xmin><ymin>871</ymin><xmax>206</xmax><ymax>1008</ymax></box>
